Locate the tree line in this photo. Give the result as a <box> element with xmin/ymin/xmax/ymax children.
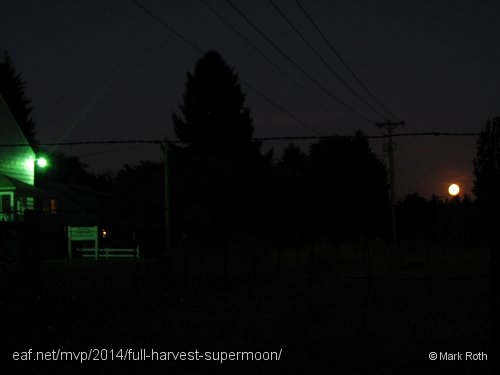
<box><xmin>109</xmin><ymin>51</ymin><xmax>390</xmax><ymax>247</ymax></box>
<box><xmin>1</xmin><ymin>50</ymin><xmax>498</xmax><ymax>251</ymax></box>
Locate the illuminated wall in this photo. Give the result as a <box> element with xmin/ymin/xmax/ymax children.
<box><xmin>0</xmin><ymin>93</ymin><xmax>35</xmax><ymax>186</ymax></box>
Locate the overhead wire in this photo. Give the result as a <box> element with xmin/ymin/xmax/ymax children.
<box><xmin>293</xmin><ymin>0</ymin><xmax>400</xmax><ymax>121</ymax></box>
<box><xmin>293</xmin><ymin>0</ymin><xmax>424</xmax><ymax>193</ymax></box>
<box><xmin>76</xmin><ymin>143</ymin><xmax>155</xmax><ymax>159</ymax></box>
<box><xmin>268</xmin><ymin>0</ymin><xmax>387</xmax><ymax>121</ymax></box>
<box><xmin>199</xmin><ymin>0</ymin><xmax>353</xmax><ymax>132</ymax></box>
<box><xmin>5</xmin><ymin>133</ymin><xmax>480</xmax><ymax>196</ymax></box>
<box><xmin>395</xmin><ymin>162</ymin><xmax>417</xmax><ymax>196</ymax></box>
<box><xmin>133</xmin><ymin>0</ymin><xmax>427</xmax><ymax>197</ymax></box>
<box><xmin>236</xmin><ymin>80</ymin><xmax>322</xmax><ymax>135</ymax></box>
<box><xmin>222</xmin><ymin>0</ymin><xmax>375</xmax><ymax>124</ymax></box>
<box><xmin>401</xmin><ymin>137</ymin><xmax>429</xmax><ymax>192</ymax></box>
<box><xmin>0</xmin><ymin>132</ymin><xmax>482</xmax><ymax>148</ymax></box>
<box><xmin>397</xmin><ymin>142</ymin><xmax>423</xmax><ymax>194</ymax></box>
<box><xmin>130</xmin><ymin>0</ymin><xmax>321</xmax><ymax>136</ymax></box>
<box><xmin>131</xmin><ymin>0</ymin><xmax>203</xmax><ymax>54</ymax></box>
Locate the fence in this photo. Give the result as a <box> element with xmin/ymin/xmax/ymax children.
<box><xmin>0</xmin><ymin>212</ymin><xmax>41</xmax><ymax>298</ymax></box>
<box><xmin>78</xmin><ymin>246</ymin><xmax>140</xmax><ymax>259</ymax></box>
<box><xmin>29</xmin><ymin>235</ymin><xmax>491</xmax><ymax>374</ymax></box>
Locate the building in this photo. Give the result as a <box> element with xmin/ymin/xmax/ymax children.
<box><xmin>0</xmin><ymin>92</ymin><xmax>39</xmax><ymax>221</ymax></box>
<box><xmin>41</xmin><ymin>181</ymin><xmax>105</xmax><ymax>230</ymax></box>
<box><xmin>0</xmin><ymin>92</ymin><xmax>109</xmax><ymax>259</ymax></box>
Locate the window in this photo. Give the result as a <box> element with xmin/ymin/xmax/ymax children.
<box><xmin>0</xmin><ymin>193</ymin><xmax>14</xmax><ymax>221</ymax></box>
<box><xmin>1</xmin><ymin>194</ymin><xmax>12</xmax><ymax>213</ymax></box>
<box><xmin>43</xmin><ymin>198</ymin><xmax>57</xmax><ymax>214</ymax></box>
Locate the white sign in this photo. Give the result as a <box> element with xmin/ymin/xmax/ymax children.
<box><xmin>67</xmin><ymin>226</ymin><xmax>99</xmax><ymax>260</ymax></box>
<box><xmin>68</xmin><ymin>226</ymin><xmax>98</xmax><ymax>241</ymax></box>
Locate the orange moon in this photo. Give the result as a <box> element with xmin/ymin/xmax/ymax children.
<box><xmin>448</xmin><ymin>183</ymin><xmax>460</xmax><ymax>196</ymax></box>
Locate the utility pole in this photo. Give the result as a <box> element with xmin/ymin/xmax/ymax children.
<box><xmin>376</xmin><ymin>120</ymin><xmax>404</xmax><ymax>245</ymax></box>
<box><xmin>161</xmin><ymin>138</ymin><xmax>171</xmax><ymax>251</ymax></box>
<box><xmin>489</xmin><ymin>116</ymin><xmax>500</xmax><ymax>375</ymax></box>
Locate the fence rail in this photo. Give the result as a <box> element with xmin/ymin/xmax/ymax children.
<box><xmin>78</xmin><ymin>247</ymin><xmax>140</xmax><ymax>259</ymax></box>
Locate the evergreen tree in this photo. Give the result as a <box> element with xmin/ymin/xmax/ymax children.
<box><xmin>0</xmin><ymin>51</ymin><xmax>37</xmax><ymax>146</ymax></box>
<box><xmin>472</xmin><ymin>117</ymin><xmax>500</xmax><ymax>242</ymax></box>
<box><xmin>473</xmin><ymin>117</ymin><xmax>500</xmax><ymax>204</ymax></box>
<box><xmin>277</xmin><ymin>143</ymin><xmax>307</xmax><ymax>179</ymax></box>
<box><xmin>397</xmin><ymin>193</ymin><xmax>428</xmax><ymax>241</ymax></box>
<box><xmin>274</xmin><ymin>143</ymin><xmax>308</xmax><ymax>234</ymax></box>
<box><xmin>111</xmin><ymin>161</ymin><xmax>164</xmax><ymax>250</ymax></box>
<box><xmin>171</xmin><ymin>50</ymin><xmax>268</xmax><ymax>233</ymax></box>
<box><xmin>305</xmin><ymin>132</ymin><xmax>389</xmax><ymax>239</ymax></box>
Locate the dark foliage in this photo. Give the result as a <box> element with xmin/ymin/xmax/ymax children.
<box><xmin>0</xmin><ymin>51</ymin><xmax>37</xmax><ymax>147</ymax></box>
<box><xmin>269</xmin><ymin>133</ymin><xmax>391</xmax><ymax>241</ymax></box>
<box><xmin>109</xmin><ymin>161</ymin><xmax>164</xmax><ymax>252</ymax></box>
<box><xmin>273</xmin><ymin>143</ymin><xmax>308</xmax><ymax>235</ymax></box>
<box><xmin>303</xmin><ymin>132</ymin><xmax>390</xmax><ymax>240</ymax></box>
<box><xmin>473</xmin><ymin>117</ymin><xmax>500</xmax><ymax>204</ymax></box>
<box><xmin>397</xmin><ymin>193</ymin><xmax>428</xmax><ymax>240</ymax></box>
<box><xmin>397</xmin><ymin>193</ymin><xmax>480</xmax><ymax>243</ymax></box>
<box><xmin>35</xmin><ymin>151</ymin><xmax>111</xmax><ymax>189</ymax></box>
<box><xmin>170</xmin><ymin>50</ymin><xmax>272</xmax><ymax>235</ymax></box>
<box><xmin>472</xmin><ymin>117</ymin><xmax>500</xmax><ymax>242</ymax></box>
<box><xmin>0</xmin><ymin>51</ymin><xmax>110</xmax><ymax>194</ymax></box>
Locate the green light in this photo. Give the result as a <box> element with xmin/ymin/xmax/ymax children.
<box><xmin>37</xmin><ymin>157</ymin><xmax>48</xmax><ymax>168</ymax></box>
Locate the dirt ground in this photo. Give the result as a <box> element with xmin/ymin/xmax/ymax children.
<box><xmin>1</xmin><ymin>243</ymin><xmax>491</xmax><ymax>374</ymax></box>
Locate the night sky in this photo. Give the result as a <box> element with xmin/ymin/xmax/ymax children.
<box><xmin>1</xmin><ymin>0</ymin><xmax>499</xmax><ymax>199</ymax></box>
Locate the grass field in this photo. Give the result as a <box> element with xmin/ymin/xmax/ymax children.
<box><xmin>1</xmin><ymin>240</ymin><xmax>491</xmax><ymax>374</ymax></box>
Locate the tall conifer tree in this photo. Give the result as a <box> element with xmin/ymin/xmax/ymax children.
<box><xmin>0</xmin><ymin>51</ymin><xmax>37</xmax><ymax>146</ymax></box>
<box><xmin>473</xmin><ymin>118</ymin><xmax>500</xmax><ymax>204</ymax></box>
<box><xmin>171</xmin><ymin>51</ymin><xmax>267</xmax><ymax>233</ymax></box>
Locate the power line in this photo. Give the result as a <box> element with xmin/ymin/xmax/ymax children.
<box><xmin>400</xmin><ymin>137</ymin><xmax>429</xmax><ymax>193</ymax></box>
<box><xmin>223</xmin><ymin>0</ymin><xmax>375</xmax><ymax>123</ymax></box>
<box><xmin>268</xmin><ymin>0</ymin><xmax>387</xmax><ymax>121</ymax></box>
<box><xmin>130</xmin><ymin>0</ymin><xmax>320</xmax><ymax>136</ymax></box>
<box><xmin>256</xmin><ymin>131</ymin><xmax>481</xmax><ymax>140</ymax></box>
<box><xmin>377</xmin><ymin>132</ymin><xmax>481</xmax><ymax>138</ymax></box>
<box><xmin>293</xmin><ymin>0</ymin><xmax>400</xmax><ymax>121</ymax></box>
<box><xmin>199</xmin><ymin>0</ymin><xmax>352</xmax><ymax>132</ymax></box>
<box><xmin>237</xmin><ymin>80</ymin><xmax>322</xmax><ymax>136</ymax></box>
<box><xmin>395</xmin><ymin>162</ymin><xmax>418</xmax><ymax>198</ymax></box>
<box><xmin>76</xmin><ymin>143</ymin><xmax>154</xmax><ymax>158</ymax></box>
<box><xmin>131</xmin><ymin>0</ymin><xmax>203</xmax><ymax>53</ymax></box>
<box><xmin>0</xmin><ymin>132</ymin><xmax>481</xmax><ymax>148</ymax></box>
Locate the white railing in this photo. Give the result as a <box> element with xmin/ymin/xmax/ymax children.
<box><xmin>77</xmin><ymin>247</ymin><xmax>140</xmax><ymax>259</ymax></box>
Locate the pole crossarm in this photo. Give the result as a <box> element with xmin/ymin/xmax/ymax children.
<box><xmin>376</xmin><ymin>120</ymin><xmax>405</xmax><ymax>132</ymax></box>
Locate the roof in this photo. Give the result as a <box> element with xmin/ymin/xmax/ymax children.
<box><xmin>0</xmin><ymin>92</ymin><xmax>31</xmax><ymax>146</ymax></box>
<box><xmin>0</xmin><ymin>92</ymin><xmax>35</xmax><ymax>186</ymax></box>
<box><xmin>0</xmin><ymin>173</ymin><xmax>44</xmax><ymax>195</ymax></box>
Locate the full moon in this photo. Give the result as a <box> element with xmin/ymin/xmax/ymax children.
<box><xmin>448</xmin><ymin>183</ymin><xmax>460</xmax><ymax>196</ymax></box>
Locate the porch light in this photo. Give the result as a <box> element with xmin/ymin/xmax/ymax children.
<box><xmin>36</xmin><ymin>157</ymin><xmax>48</xmax><ymax>168</ymax></box>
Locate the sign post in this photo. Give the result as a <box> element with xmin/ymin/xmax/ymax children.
<box><xmin>67</xmin><ymin>226</ymin><xmax>99</xmax><ymax>260</ymax></box>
